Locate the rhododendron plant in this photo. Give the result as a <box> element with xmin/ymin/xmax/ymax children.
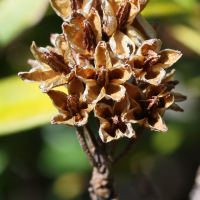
<box><xmin>19</xmin><ymin>0</ymin><xmax>186</xmax><ymax>199</ymax></box>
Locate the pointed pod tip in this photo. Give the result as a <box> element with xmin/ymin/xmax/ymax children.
<box><xmin>50</xmin><ymin>119</ymin><xmax>56</xmax><ymax>125</ymax></box>
<box><xmin>62</xmin><ymin>22</ymin><xmax>67</xmax><ymax>28</ymax></box>
<box><xmin>162</xmin><ymin>126</ymin><xmax>168</xmax><ymax>132</ymax></box>
<box><xmin>42</xmin><ymin>88</ymin><xmax>48</xmax><ymax>93</ymax></box>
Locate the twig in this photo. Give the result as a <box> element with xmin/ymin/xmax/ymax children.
<box><xmin>113</xmin><ymin>127</ymin><xmax>144</xmax><ymax>164</ymax></box>
<box><xmin>85</xmin><ymin>123</ymin><xmax>98</xmax><ymax>149</ymax></box>
<box><xmin>76</xmin><ymin>127</ymin><xmax>97</xmax><ymax>167</ymax></box>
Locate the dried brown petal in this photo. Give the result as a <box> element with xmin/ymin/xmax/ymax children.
<box><xmin>19</xmin><ymin>46</ymin><xmax>74</xmax><ymax>93</ymax></box>
<box><xmin>126</xmin><ymin>25</ymin><xmax>145</xmax><ymax>47</ymax></box>
<box><xmin>27</xmin><ymin>59</ymin><xmax>40</xmax><ymax>68</ymax></box>
<box><xmin>116</xmin><ymin>0</ymin><xmax>131</xmax><ymax>29</ymax></box>
<box><xmin>55</xmin><ymin>33</ymin><xmax>75</xmax><ymax>64</ymax></box>
<box><xmin>82</xmin><ymin>0</ymin><xmax>94</xmax><ymax>18</ymax></box>
<box><xmin>122</xmin><ymin>107</ymin><xmax>145</xmax><ymax>126</ymax></box>
<box><xmin>171</xmin><ymin>92</ymin><xmax>187</xmax><ymax>102</ymax></box>
<box><xmin>144</xmin><ymin>112</ymin><xmax>168</xmax><ymax>132</ymax></box>
<box><xmin>107</xmin><ymin>0</ymin><xmax>121</xmax><ymax>14</ymax></box>
<box><xmin>102</xmin><ymin>0</ymin><xmax>118</xmax><ymax>36</ymax></box>
<box><xmin>49</xmin><ymin>0</ymin><xmax>72</xmax><ymax>20</ymax></box>
<box><xmin>31</xmin><ymin>41</ymin><xmax>49</xmax><ymax>68</ymax></box>
<box><xmin>109</xmin><ymin>30</ymin><xmax>135</xmax><ymax>60</ymax></box>
<box><xmin>105</xmin><ymin>83</ymin><xmax>126</xmax><ymax>102</ymax></box>
<box><xmin>83</xmin><ymin>19</ymin><xmax>96</xmax><ymax>55</ymax></box>
<box><xmin>48</xmin><ymin>89</ymin><xmax>92</xmax><ymax>126</ymax></box>
<box><xmin>44</xmin><ymin>51</ymin><xmax>71</xmax><ymax>75</ymax></box>
<box><xmin>168</xmin><ymin>103</ymin><xmax>184</xmax><ymax>112</ymax></box>
<box><xmin>18</xmin><ymin>67</ymin><xmax>59</xmax><ymax>83</ymax></box>
<box><xmin>50</xmin><ymin>33</ymin><xmax>59</xmax><ymax>46</ymax></box>
<box><xmin>94</xmin><ymin>102</ymin><xmax>134</xmax><ymax>143</ymax></box>
<box><xmin>139</xmin><ymin>0</ymin><xmax>149</xmax><ymax>12</ymax></box>
<box><xmin>83</xmin><ymin>79</ymin><xmax>106</xmax><ymax>103</ymax></box>
<box><xmin>67</xmin><ymin>77</ymin><xmax>84</xmax><ymax>95</ymax></box>
<box><xmin>162</xmin><ymin>69</ymin><xmax>176</xmax><ymax>83</ymax></box>
<box><xmin>70</xmin><ymin>0</ymin><xmax>83</xmax><ymax>11</ymax></box>
<box><xmin>96</xmin><ymin>67</ymin><xmax>109</xmax><ymax>87</ymax></box>
<box><xmin>137</xmin><ymin>39</ymin><xmax>162</xmax><ymax>56</ymax></box>
<box><xmin>159</xmin><ymin>49</ymin><xmax>182</xmax><ymax>69</ymax></box>
<box><xmin>62</xmin><ymin>19</ymin><xmax>89</xmax><ymax>56</ymax></box>
<box><xmin>39</xmin><ymin>73</ymin><xmax>74</xmax><ymax>93</ymax></box>
<box><xmin>127</xmin><ymin>0</ymin><xmax>140</xmax><ymax>25</ymax></box>
<box><xmin>75</xmin><ymin>65</ymin><xmax>96</xmax><ymax>79</ymax></box>
<box><xmin>109</xmin><ymin>65</ymin><xmax>132</xmax><ymax>84</ymax></box>
<box><xmin>87</xmin><ymin>8</ymin><xmax>102</xmax><ymax>43</ymax></box>
<box><xmin>113</xmin><ymin>95</ymin><xmax>130</xmax><ymax>116</ymax></box>
<box><xmin>132</xmin><ymin>14</ymin><xmax>157</xmax><ymax>39</ymax></box>
<box><xmin>94</xmin><ymin>41</ymin><xmax>112</xmax><ymax>69</ymax></box>
<box><xmin>124</xmin><ymin>83</ymin><xmax>144</xmax><ymax>101</ymax></box>
<box><xmin>143</xmin><ymin>64</ymin><xmax>166</xmax><ymax>85</ymax></box>
<box><xmin>47</xmin><ymin>90</ymin><xmax>69</xmax><ymax>112</ymax></box>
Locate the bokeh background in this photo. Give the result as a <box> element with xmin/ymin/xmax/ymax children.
<box><xmin>0</xmin><ymin>0</ymin><xmax>200</xmax><ymax>199</ymax></box>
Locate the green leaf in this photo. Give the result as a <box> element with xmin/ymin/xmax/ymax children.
<box><xmin>142</xmin><ymin>1</ymin><xmax>188</xmax><ymax>17</ymax></box>
<box><xmin>170</xmin><ymin>25</ymin><xmax>200</xmax><ymax>55</ymax></box>
<box><xmin>0</xmin><ymin>75</ymin><xmax>58</xmax><ymax>136</ymax></box>
<box><xmin>151</xmin><ymin>124</ymin><xmax>183</xmax><ymax>154</ymax></box>
<box><xmin>38</xmin><ymin>125</ymin><xmax>90</xmax><ymax>177</ymax></box>
<box><xmin>0</xmin><ymin>0</ymin><xmax>49</xmax><ymax>47</ymax></box>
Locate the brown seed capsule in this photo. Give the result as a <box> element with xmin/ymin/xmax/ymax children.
<box><xmin>96</xmin><ymin>66</ymin><xmax>109</xmax><ymax>87</ymax></box>
<box><xmin>44</xmin><ymin>51</ymin><xmax>71</xmax><ymax>75</ymax></box>
<box><xmin>70</xmin><ymin>0</ymin><xmax>83</xmax><ymax>11</ymax></box>
<box><xmin>83</xmin><ymin>20</ymin><xmax>96</xmax><ymax>54</ymax></box>
<box><xmin>67</xmin><ymin>94</ymin><xmax>80</xmax><ymax>117</ymax></box>
<box><xmin>116</xmin><ymin>0</ymin><xmax>131</xmax><ymax>30</ymax></box>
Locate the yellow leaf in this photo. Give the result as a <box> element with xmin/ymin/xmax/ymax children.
<box><xmin>142</xmin><ymin>2</ymin><xmax>187</xmax><ymax>17</ymax></box>
<box><xmin>0</xmin><ymin>75</ymin><xmax>59</xmax><ymax>136</ymax></box>
<box><xmin>170</xmin><ymin>25</ymin><xmax>200</xmax><ymax>55</ymax></box>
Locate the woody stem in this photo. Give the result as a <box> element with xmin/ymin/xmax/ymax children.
<box><xmin>76</xmin><ymin>127</ymin><xmax>97</xmax><ymax>167</ymax></box>
<box><xmin>113</xmin><ymin>127</ymin><xmax>144</xmax><ymax>164</ymax></box>
<box><xmin>85</xmin><ymin>123</ymin><xmax>99</xmax><ymax>150</ymax></box>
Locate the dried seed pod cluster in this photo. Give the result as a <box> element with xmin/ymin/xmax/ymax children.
<box><xmin>19</xmin><ymin>0</ymin><xmax>186</xmax><ymax>143</ymax></box>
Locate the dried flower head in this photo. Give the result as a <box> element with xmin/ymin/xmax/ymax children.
<box><xmin>19</xmin><ymin>0</ymin><xmax>186</xmax><ymax>142</ymax></box>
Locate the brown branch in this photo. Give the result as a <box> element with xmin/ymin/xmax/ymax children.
<box><xmin>113</xmin><ymin>127</ymin><xmax>144</xmax><ymax>164</ymax></box>
<box><xmin>76</xmin><ymin>126</ymin><xmax>98</xmax><ymax>167</ymax></box>
<box><xmin>85</xmin><ymin>123</ymin><xmax>98</xmax><ymax>150</ymax></box>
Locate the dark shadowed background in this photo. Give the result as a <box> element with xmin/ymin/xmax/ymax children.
<box><xmin>0</xmin><ymin>0</ymin><xmax>200</xmax><ymax>199</ymax></box>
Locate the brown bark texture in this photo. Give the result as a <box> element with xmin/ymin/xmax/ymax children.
<box><xmin>76</xmin><ymin>126</ymin><xmax>144</xmax><ymax>200</ymax></box>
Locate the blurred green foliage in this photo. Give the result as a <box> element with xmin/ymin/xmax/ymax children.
<box><xmin>0</xmin><ymin>0</ymin><xmax>200</xmax><ymax>200</ymax></box>
<box><xmin>0</xmin><ymin>0</ymin><xmax>49</xmax><ymax>47</ymax></box>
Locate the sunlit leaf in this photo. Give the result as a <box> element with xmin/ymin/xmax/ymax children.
<box><xmin>170</xmin><ymin>25</ymin><xmax>200</xmax><ymax>55</ymax></box>
<box><xmin>173</xmin><ymin>0</ymin><xmax>196</xmax><ymax>10</ymax></box>
<box><xmin>142</xmin><ymin>1</ymin><xmax>188</xmax><ymax>17</ymax></box>
<box><xmin>0</xmin><ymin>75</ymin><xmax>62</xmax><ymax>136</ymax></box>
<box><xmin>0</xmin><ymin>0</ymin><xmax>49</xmax><ymax>47</ymax></box>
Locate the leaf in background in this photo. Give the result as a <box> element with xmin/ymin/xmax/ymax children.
<box><xmin>170</xmin><ymin>25</ymin><xmax>200</xmax><ymax>55</ymax></box>
<box><xmin>0</xmin><ymin>75</ymin><xmax>62</xmax><ymax>136</ymax></box>
<box><xmin>151</xmin><ymin>124</ymin><xmax>183</xmax><ymax>154</ymax></box>
<box><xmin>142</xmin><ymin>1</ymin><xmax>188</xmax><ymax>17</ymax></box>
<box><xmin>0</xmin><ymin>0</ymin><xmax>49</xmax><ymax>47</ymax></box>
<box><xmin>174</xmin><ymin>0</ymin><xmax>196</xmax><ymax>10</ymax></box>
<box><xmin>38</xmin><ymin>124</ymin><xmax>90</xmax><ymax>177</ymax></box>
<box><xmin>0</xmin><ymin>150</ymin><xmax>9</xmax><ymax>175</ymax></box>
